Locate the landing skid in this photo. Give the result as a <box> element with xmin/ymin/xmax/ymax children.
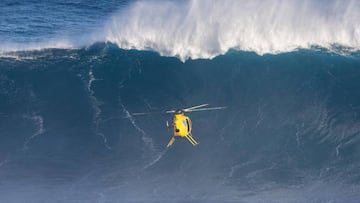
<box><xmin>166</xmin><ymin>134</ymin><xmax>199</xmax><ymax>148</ymax></box>
<box><xmin>167</xmin><ymin>137</ymin><xmax>176</xmax><ymax>148</ymax></box>
<box><xmin>185</xmin><ymin>134</ymin><xmax>198</xmax><ymax>146</ymax></box>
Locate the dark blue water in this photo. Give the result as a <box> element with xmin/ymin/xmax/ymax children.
<box><xmin>1</xmin><ymin>1</ymin><xmax>360</xmax><ymax>202</ymax></box>
<box><xmin>0</xmin><ymin>0</ymin><xmax>128</xmax><ymax>45</ymax></box>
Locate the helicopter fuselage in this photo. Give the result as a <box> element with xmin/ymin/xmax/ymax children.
<box><xmin>173</xmin><ymin>113</ymin><xmax>192</xmax><ymax>138</ymax></box>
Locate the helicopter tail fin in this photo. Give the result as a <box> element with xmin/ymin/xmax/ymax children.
<box><xmin>166</xmin><ymin>137</ymin><xmax>176</xmax><ymax>148</ymax></box>
<box><xmin>185</xmin><ymin>134</ymin><xmax>199</xmax><ymax>146</ymax></box>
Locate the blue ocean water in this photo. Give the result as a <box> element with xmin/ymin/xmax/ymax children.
<box><xmin>1</xmin><ymin>0</ymin><xmax>360</xmax><ymax>202</ymax></box>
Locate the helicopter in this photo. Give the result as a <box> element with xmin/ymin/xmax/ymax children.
<box><xmin>132</xmin><ymin>104</ymin><xmax>226</xmax><ymax>147</ymax></box>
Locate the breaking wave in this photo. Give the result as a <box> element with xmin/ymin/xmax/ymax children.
<box><xmin>1</xmin><ymin>0</ymin><xmax>360</xmax><ymax>61</ymax></box>
<box><xmin>105</xmin><ymin>0</ymin><xmax>360</xmax><ymax>60</ymax></box>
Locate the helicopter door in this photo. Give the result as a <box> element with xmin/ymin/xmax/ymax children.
<box><xmin>185</xmin><ymin>118</ymin><xmax>191</xmax><ymax>133</ymax></box>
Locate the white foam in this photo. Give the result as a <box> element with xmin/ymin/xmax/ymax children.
<box><xmin>105</xmin><ymin>0</ymin><xmax>360</xmax><ymax>61</ymax></box>
<box><xmin>0</xmin><ymin>40</ymin><xmax>74</xmax><ymax>53</ymax></box>
<box><xmin>86</xmin><ymin>69</ymin><xmax>112</xmax><ymax>150</ymax></box>
<box><xmin>0</xmin><ymin>32</ymin><xmax>101</xmax><ymax>55</ymax></box>
<box><xmin>2</xmin><ymin>0</ymin><xmax>360</xmax><ymax>61</ymax></box>
<box><xmin>23</xmin><ymin>114</ymin><xmax>45</xmax><ymax>151</ymax></box>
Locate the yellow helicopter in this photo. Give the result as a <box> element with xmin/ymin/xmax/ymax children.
<box><xmin>132</xmin><ymin>104</ymin><xmax>226</xmax><ymax>147</ymax></box>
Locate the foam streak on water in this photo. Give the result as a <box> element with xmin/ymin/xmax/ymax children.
<box><xmin>23</xmin><ymin>113</ymin><xmax>45</xmax><ymax>151</ymax></box>
<box><xmin>87</xmin><ymin>69</ymin><xmax>112</xmax><ymax>150</ymax></box>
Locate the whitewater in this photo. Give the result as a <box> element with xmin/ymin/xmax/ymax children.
<box><xmin>1</xmin><ymin>0</ymin><xmax>360</xmax><ymax>60</ymax></box>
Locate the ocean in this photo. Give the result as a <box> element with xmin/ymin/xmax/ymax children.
<box><xmin>1</xmin><ymin>0</ymin><xmax>360</xmax><ymax>202</ymax></box>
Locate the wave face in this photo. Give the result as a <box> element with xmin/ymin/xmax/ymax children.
<box><xmin>105</xmin><ymin>0</ymin><xmax>360</xmax><ymax>60</ymax></box>
<box><xmin>1</xmin><ymin>45</ymin><xmax>360</xmax><ymax>202</ymax></box>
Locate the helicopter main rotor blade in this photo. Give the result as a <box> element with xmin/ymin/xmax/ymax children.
<box><xmin>131</xmin><ymin>112</ymin><xmax>159</xmax><ymax>116</ymax></box>
<box><xmin>165</xmin><ymin>110</ymin><xmax>176</xmax><ymax>113</ymax></box>
<box><xmin>184</xmin><ymin>106</ymin><xmax>227</xmax><ymax>112</ymax></box>
<box><xmin>183</xmin><ymin>104</ymin><xmax>209</xmax><ymax>111</ymax></box>
<box><xmin>131</xmin><ymin>109</ymin><xmax>176</xmax><ymax>116</ymax></box>
<box><xmin>131</xmin><ymin>104</ymin><xmax>225</xmax><ymax>116</ymax></box>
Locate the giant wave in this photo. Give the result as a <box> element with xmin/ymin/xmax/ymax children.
<box><xmin>1</xmin><ymin>1</ymin><xmax>360</xmax><ymax>202</ymax></box>
<box><xmin>1</xmin><ymin>44</ymin><xmax>360</xmax><ymax>202</ymax></box>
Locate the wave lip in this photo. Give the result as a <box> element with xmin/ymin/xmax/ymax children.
<box><xmin>0</xmin><ymin>40</ymin><xmax>74</xmax><ymax>53</ymax></box>
<box><xmin>105</xmin><ymin>0</ymin><xmax>360</xmax><ymax>61</ymax></box>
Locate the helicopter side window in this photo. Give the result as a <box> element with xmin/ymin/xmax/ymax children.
<box><xmin>182</xmin><ymin>120</ymin><xmax>187</xmax><ymax>127</ymax></box>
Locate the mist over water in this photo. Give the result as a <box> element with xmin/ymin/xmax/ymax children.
<box><xmin>1</xmin><ymin>0</ymin><xmax>360</xmax><ymax>61</ymax></box>
<box><xmin>105</xmin><ymin>0</ymin><xmax>360</xmax><ymax>60</ymax></box>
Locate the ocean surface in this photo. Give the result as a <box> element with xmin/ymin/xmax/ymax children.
<box><xmin>1</xmin><ymin>0</ymin><xmax>360</xmax><ymax>202</ymax></box>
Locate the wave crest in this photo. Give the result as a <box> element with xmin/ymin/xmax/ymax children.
<box><xmin>105</xmin><ymin>0</ymin><xmax>360</xmax><ymax>61</ymax></box>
